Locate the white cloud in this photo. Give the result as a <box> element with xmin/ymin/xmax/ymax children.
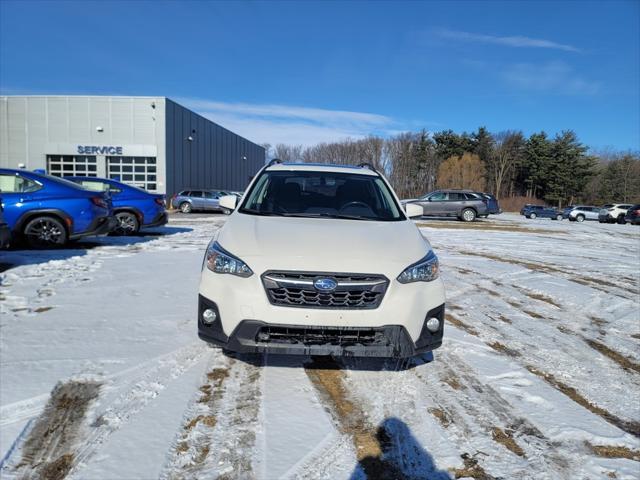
<box><xmin>434</xmin><ymin>28</ymin><xmax>581</xmax><ymax>53</ymax></box>
<box><xmin>178</xmin><ymin>98</ymin><xmax>398</xmax><ymax>146</ymax></box>
<box><xmin>503</xmin><ymin>61</ymin><xmax>599</xmax><ymax>95</ymax></box>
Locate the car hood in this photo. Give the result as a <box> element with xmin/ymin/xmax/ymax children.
<box><xmin>216</xmin><ymin>213</ymin><xmax>432</xmax><ymax>277</ymax></box>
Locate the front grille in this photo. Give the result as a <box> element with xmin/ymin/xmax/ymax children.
<box><xmin>262</xmin><ymin>271</ymin><xmax>389</xmax><ymax>309</ymax></box>
<box><xmin>256</xmin><ymin>325</ymin><xmax>389</xmax><ymax>346</ymax></box>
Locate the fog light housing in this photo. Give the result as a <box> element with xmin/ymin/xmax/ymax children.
<box><xmin>426</xmin><ymin>317</ymin><xmax>440</xmax><ymax>333</ymax></box>
<box><xmin>202</xmin><ymin>308</ymin><xmax>217</xmax><ymax>325</ymax></box>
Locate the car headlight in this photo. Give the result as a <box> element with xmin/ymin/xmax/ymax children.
<box><xmin>397</xmin><ymin>250</ymin><xmax>439</xmax><ymax>283</ymax></box>
<box><xmin>205</xmin><ymin>241</ymin><xmax>253</xmax><ymax>277</ymax></box>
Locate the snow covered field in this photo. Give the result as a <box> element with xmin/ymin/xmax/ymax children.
<box><xmin>1</xmin><ymin>213</ymin><xmax>638</xmax><ymax>480</ymax></box>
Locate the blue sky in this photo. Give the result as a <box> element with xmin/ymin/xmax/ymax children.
<box><xmin>1</xmin><ymin>0</ymin><xmax>638</xmax><ymax>150</ymax></box>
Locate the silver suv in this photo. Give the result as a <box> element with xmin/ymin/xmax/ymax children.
<box><xmin>566</xmin><ymin>206</ymin><xmax>600</xmax><ymax>222</ymax></box>
<box><xmin>170</xmin><ymin>189</ymin><xmax>231</xmax><ymax>214</ymax></box>
<box><xmin>403</xmin><ymin>190</ymin><xmax>489</xmax><ymax>222</ymax></box>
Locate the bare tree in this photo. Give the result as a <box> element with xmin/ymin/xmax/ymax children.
<box><xmin>274</xmin><ymin>144</ymin><xmax>304</xmax><ymax>162</ymax></box>
<box><xmin>489</xmin><ymin>131</ymin><xmax>524</xmax><ymax>198</ymax></box>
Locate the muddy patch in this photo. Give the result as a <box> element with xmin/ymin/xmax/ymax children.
<box><xmin>514</xmin><ymin>287</ymin><xmax>562</xmax><ymax>309</ymax></box>
<box><xmin>451</xmin><ymin>453</ymin><xmax>495</xmax><ymax>480</ymax></box>
<box><xmin>417</xmin><ymin>222</ymin><xmax>562</xmax><ymax>235</ymax></box>
<box><xmin>586</xmin><ymin>442</ymin><xmax>640</xmax><ymax>461</ymax></box>
<box><xmin>488</xmin><ymin>341</ymin><xmax>521</xmax><ymax>358</ymax></box>
<box><xmin>428</xmin><ymin>408</ymin><xmax>452</xmax><ymax>428</ymax></box>
<box><xmin>13</xmin><ymin>379</ymin><xmax>101</xmax><ymax>479</ymax></box>
<box><xmin>446</xmin><ymin>313</ymin><xmax>479</xmax><ymax>336</ymax></box>
<box><xmin>491</xmin><ymin>427</ymin><xmax>525</xmax><ymax>457</ymax></box>
<box><xmin>526</xmin><ymin>366</ymin><xmax>640</xmax><ymax>437</ymax></box>
<box><xmin>584</xmin><ymin>339</ymin><xmax>640</xmax><ymax>374</ymax></box>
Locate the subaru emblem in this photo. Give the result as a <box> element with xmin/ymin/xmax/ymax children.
<box><xmin>314</xmin><ymin>277</ymin><xmax>338</xmax><ymax>292</ymax></box>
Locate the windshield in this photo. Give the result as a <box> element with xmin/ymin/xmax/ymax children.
<box><xmin>240</xmin><ymin>170</ymin><xmax>404</xmax><ymax>221</ymax></box>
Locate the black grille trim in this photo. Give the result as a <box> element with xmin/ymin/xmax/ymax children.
<box><xmin>262</xmin><ymin>270</ymin><xmax>389</xmax><ymax>309</ymax></box>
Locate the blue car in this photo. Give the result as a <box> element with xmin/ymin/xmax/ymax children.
<box><xmin>68</xmin><ymin>177</ymin><xmax>168</xmax><ymax>235</ymax></box>
<box><xmin>0</xmin><ymin>169</ymin><xmax>115</xmax><ymax>248</ymax></box>
<box><xmin>523</xmin><ymin>205</ymin><xmax>562</xmax><ymax>220</ymax></box>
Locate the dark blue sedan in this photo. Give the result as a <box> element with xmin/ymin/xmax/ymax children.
<box><xmin>68</xmin><ymin>177</ymin><xmax>167</xmax><ymax>235</ymax></box>
<box><xmin>0</xmin><ymin>169</ymin><xmax>114</xmax><ymax>248</ymax></box>
<box><xmin>523</xmin><ymin>205</ymin><xmax>563</xmax><ymax>220</ymax></box>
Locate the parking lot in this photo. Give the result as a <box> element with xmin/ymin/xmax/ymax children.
<box><xmin>1</xmin><ymin>212</ymin><xmax>639</xmax><ymax>479</ymax></box>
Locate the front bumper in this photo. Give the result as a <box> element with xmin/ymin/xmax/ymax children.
<box><xmin>197</xmin><ymin>294</ymin><xmax>445</xmax><ymax>358</ymax></box>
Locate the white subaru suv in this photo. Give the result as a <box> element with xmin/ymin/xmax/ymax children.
<box><xmin>197</xmin><ymin>162</ymin><xmax>445</xmax><ymax>358</ymax></box>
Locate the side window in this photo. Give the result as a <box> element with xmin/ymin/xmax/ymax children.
<box><xmin>190</xmin><ymin>191</ymin><xmax>202</xmax><ymax>198</ymax></box>
<box><xmin>81</xmin><ymin>181</ymin><xmax>109</xmax><ymax>192</ymax></box>
<box><xmin>429</xmin><ymin>192</ymin><xmax>447</xmax><ymax>202</ymax></box>
<box><xmin>464</xmin><ymin>193</ymin><xmax>479</xmax><ymax>200</ymax></box>
<box><xmin>204</xmin><ymin>191</ymin><xmax>219</xmax><ymax>199</ymax></box>
<box><xmin>448</xmin><ymin>192</ymin><xmax>464</xmax><ymax>201</ymax></box>
<box><xmin>0</xmin><ymin>174</ymin><xmax>41</xmax><ymax>193</ymax></box>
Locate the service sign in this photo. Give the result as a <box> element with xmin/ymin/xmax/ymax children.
<box><xmin>77</xmin><ymin>145</ymin><xmax>123</xmax><ymax>155</ymax></box>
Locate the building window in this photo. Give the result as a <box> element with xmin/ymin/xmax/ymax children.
<box><xmin>47</xmin><ymin>155</ymin><xmax>97</xmax><ymax>177</ymax></box>
<box><xmin>107</xmin><ymin>156</ymin><xmax>157</xmax><ymax>191</ymax></box>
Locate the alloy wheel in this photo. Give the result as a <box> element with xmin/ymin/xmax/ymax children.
<box><xmin>24</xmin><ymin>217</ymin><xmax>67</xmax><ymax>248</ymax></box>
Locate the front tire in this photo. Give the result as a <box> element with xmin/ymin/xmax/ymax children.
<box><xmin>23</xmin><ymin>216</ymin><xmax>67</xmax><ymax>249</ymax></box>
<box><xmin>576</xmin><ymin>214</ymin><xmax>585</xmax><ymax>222</ymax></box>
<box><xmin>529</xmin><ymin>212</ymin><xmax>537</xmax><ymax>219</ymax></box>
<box><xmin>617</xmin><ymin>215</ymin><xmax>626</xmax><ymax>224</ymax></box>
<box><xmin>555</xmin><ymin>214</ymin><xmax>563</xmax><ymax>221</ymax></box>
<box><xmin>460</xmin><ymin>208</ymin><xmax>476</xmax><ymax>222</ymax></box>
<box><xmin>113</xmin><ymin>211</ymin><xmax>140</xmax><ymax>235</ymax></box>
<box><xmin>180</xmin><ymin>202</ymin><xmax>193</xmax><ymax>214</ymax></box>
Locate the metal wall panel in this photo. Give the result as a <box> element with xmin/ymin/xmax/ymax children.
<box><xmin>0</xmin><ymin>96</ymin><xmax>166</xmax><ymax>191</ymax></box>
<box><xmin>164</xmin><ymin>98</ymin><xmax>265</xmax><ymax>196</ymax></box>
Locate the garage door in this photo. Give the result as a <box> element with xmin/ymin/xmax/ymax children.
<box><xmin>107</xmin><ymin>156</ymin><xmax>157</xmax><ymax>191</ymax></box>
<box><xmin>47</xmin><ymin>155</ymin><xmax>98</xmax><ymax>177</ymax></box>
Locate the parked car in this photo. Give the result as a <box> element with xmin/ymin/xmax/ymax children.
<box><xmin>170</xmin><ymin>190</ymin><xmax>232</xmax><ymax>214</ymax></box>
<box><xmin>564</xmin><ymin>205</ymin><xmax>600</xmax><ymax>222</ymax></box>
<box><xmin>624</xmin><ymin>204</ymin><xmax>640</xmax><ymax>225</ymax></box>
<box><xmin>520</xmin><ymin>204</ymin><xmax>543</xmax><ymax>215</ymax></box>
<box><xmin>402</xmin><ymin>189</ymin><xmax>488</xmax><ymax>222</ymax></box>
<box><xmin>0</xmin><ymin>169</ymin><xmax>115</xmax><ymax>248</ymax></box>
<box><xmin>198</xmin><ymin>162</ymin><xmax>445</xmax><ymax>358</ymax></box>
<box><xmin>68</xmin><ymin>177</ymin><xmax>167</xmax><ymax>235</ymax></box>
<box><xmin>523</xmin><ymin>205</ymin><xmax>562</xmax><ymax>220</ymax></box>
<box><xmin>480</xmin><ymin>193</ymin><xmax>501</xmax><ymax>216</ymax></box>
<box><xmin>598</xmin><ymin>204</ymin><xmax>634</xmax><ymax>224</ymax></box>
<box><xmin>0</xmin><ymin>195</ymin><xmax>11</xmax><ymax>248</ymax></box>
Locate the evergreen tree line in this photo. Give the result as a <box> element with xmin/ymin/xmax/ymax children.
<box><xmin>264</xmin><ymin>128</ymin><xmax>640</xmax><ymax>206</ymax></box>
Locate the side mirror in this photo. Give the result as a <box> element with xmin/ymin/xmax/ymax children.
<box><xmin>219</xmin><ymin>195</ymin><xmax>237</xmax><ymax>211</ymax></box>
<box><xmin>405</xmin><ymin>203</ymin><xmax>423</xmax><ymax>218</ymax></box>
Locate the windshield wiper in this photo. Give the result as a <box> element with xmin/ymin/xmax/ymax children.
<box><xmin>279</xmin><ymin>212</ymin><xmax>375</xmax><ymax>221</ymax></box>
<box><xmin>242</xmin><ymin>210</ymin><xmax>377</xmax><ymax>221</ymax></box>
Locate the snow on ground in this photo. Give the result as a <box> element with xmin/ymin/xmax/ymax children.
<box><xmin>0</xmin><ymin>212</ymin><xmax>639</xmax><ymax>479</ymax></box>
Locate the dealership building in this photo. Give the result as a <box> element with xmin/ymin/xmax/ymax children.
<box><xmin>0</xmin><ymin>96</ymin><xmax>265</xmax><ymax>195</ymax></box>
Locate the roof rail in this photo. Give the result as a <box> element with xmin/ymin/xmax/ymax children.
<box><xmin>357</xmin><ymin>162</ymin><xmax>379</xmax><ymax>174</ymax></box>
<box><xmin>267</xmin><ymin>158</ymin><xmax>283</xmax><ymax>167</ymax></box>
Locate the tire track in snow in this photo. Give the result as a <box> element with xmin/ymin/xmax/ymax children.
<box><xmin>160</xmin><ymin>352</ymin><xmax>263</xmax><ymax>480</ymax></box>
<box><xmin>2</xmin><ymin>380</ymin><xmax>101</xmax><ymax>480</ymax></box>
<box><xmin>303</xmin><ymin>357</ymin><xmax>454</xmax><ymax>480</ymax></box>
<box><xmin>8</xmin><ymin>343</ymin><xmax>210</xmax><ymax>480</ymax></box>
<box><xmin>409</xmin><ymin>351</ymin><xmax>574</xmax><ymax>479</ymax></box>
